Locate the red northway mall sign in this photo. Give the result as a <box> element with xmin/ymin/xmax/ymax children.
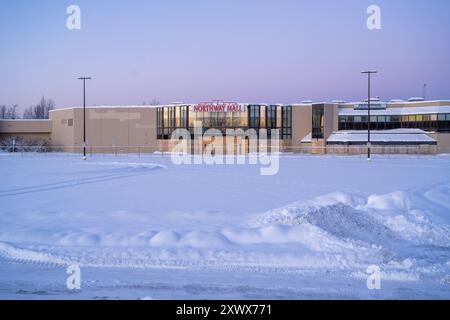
<box><xmin>193</xmin><ymin>101</ymin><xmax>245</xmax><ymax>113</ymax></box>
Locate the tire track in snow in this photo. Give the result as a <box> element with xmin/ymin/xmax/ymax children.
<box><xmin>0</xmin><ymin>164</ymin><xmax>165</xmax><ymax>197</ymax></box>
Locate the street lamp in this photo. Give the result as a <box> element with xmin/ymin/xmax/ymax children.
<box><xmin>78</xmin><ymin>77</ymin><xmax>92</xmax><ymax>160</ymax></box>
<box><xmin>361</xmin><ymin>70</ymin><xmax>377</xmax><ymax>161</ymax></box>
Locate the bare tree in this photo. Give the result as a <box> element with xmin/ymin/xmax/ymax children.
<box><xmin>0</xmin><ymin>105</ymin><xmax>7</xmax><ymax>119</ymax></box>
<box><xmin>22</xmin><ymin>97</ymin><xmax>55</xmax><ymax>119</ymax></box>
<box><xmin>6</xmin><ymin>105</ymin><xmax>19</xmax><ymax>119</ymax></box>
<box><xmin>22</xmin><ymin>105</ymin><xmax>34</xmax><ymax>119</ymax></box>
<box><xmin>150</xmin><ymin>99</ymin><xmax>160</xmax><ymax>106</ymax></box>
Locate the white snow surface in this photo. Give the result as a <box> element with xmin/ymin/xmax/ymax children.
<box><xmin>327</xmin><ymin>129</ymin><xmax>436</xmax><ymax>143</ymax></box>
<box><xmin>0</xmin><ymin>153</ymin><xmax>449</xmax><ymax>299</ymax></box>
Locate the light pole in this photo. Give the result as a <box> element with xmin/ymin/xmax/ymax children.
<box><xmin>361</xmin><ymin>70</ymin><xmax>377</xmax><ymax>161</ymax></box>
<box><xmin>423</xmin><ymin>83</ymin><xmax>427</xmax><ymax>100</ymax></box>
<box><xmin>78</xmin><ymin>77</ymin><xmax>92</xmax><ymax>160</ymax></box>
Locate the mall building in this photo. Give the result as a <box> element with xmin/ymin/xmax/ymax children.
<box><xmin>1</xmin><ymin>98</ymin><xmax>450</xmax><ymax>154</ymax></box>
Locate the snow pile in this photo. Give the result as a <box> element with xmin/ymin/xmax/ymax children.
<box><xmin>253</xmin><ymin>192</ymin><xmax>398</xmax><ymax>246</ymax></box>
<box><xmin>255</xmin><ymin>191</ymin><xmax>450</xmax><ymax>248</ymax></box>
<box><xmin>364</xmin><ymin>191</ymin><xmax>450</xmax><ymax>247</ymax></box>
<box><xmin>0</xmin><ymin>154</ymin><xmax>449</xmax><ymax>298</ymax></box>
<box><xmin>0</xmin><ymin>189</ymin><xmax>449</xmax><ymax>273</ymax></box>
<box><xmin>0</xmin><ymin>242</ymin><xmax>70</xmax><ymax>265</ymax></box>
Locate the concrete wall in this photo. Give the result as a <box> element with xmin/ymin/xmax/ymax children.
<box><xmin>0</xmin><ymin>120</ymin><xmax>52</xmax><ymax>143</ymax></box>
<box><xmin>323</xmin><ymin>103</ymin><xmax>339</xmax><ymax>140</ymax></box>
<box><xmin>291</xmin><ymin>104</ymin><xmax>312</xmax><ymax>147</ymax></box>
<box><xmin>49</xmin><ymin>107</ymin><xmax>158</xmax><ymax>153</ymax></box>
<box><xmin>428</xmin><ymin>132</ymin><xmax>450</xmax><ymax>153</ymax></box>
<box><xmin>49</xmin><ymin>108</ymin><xmax>75</xmax><ymax>149</ymax></box>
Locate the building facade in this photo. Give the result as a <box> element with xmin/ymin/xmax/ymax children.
<box><xmin>1</xmin><ymin>99</ymin><xmax>450</xmax><ymax>154</ymax></box>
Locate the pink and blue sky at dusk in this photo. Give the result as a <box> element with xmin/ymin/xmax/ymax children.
<box><xmin>0</xmin><ymin>0</ymin><xmax>449</xmax><ymax>111</ymax></box>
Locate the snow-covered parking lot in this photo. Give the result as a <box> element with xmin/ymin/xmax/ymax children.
<box><xmin>0</xmin><ymin>153</ymin><xmax>449</xmax><ymax>299</ymax></box>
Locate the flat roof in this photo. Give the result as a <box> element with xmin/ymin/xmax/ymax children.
<box><xmin>300</xmin><ymin>132</ymin><xmax>312</xmax><ymax>143</ymax></box>
<box><xmin>50</xmin><ymin>105</ymin><xmax>161</xmax><ymax>112</ymax></box>
<box><xmin>339</xmin><ymin>106</ymin><xmax>450</xmax><ymax>116</ymax></box>
<box><xmin>51</xmin><ymin>100</ymin><xmax>450</xmax><ymax>113</ymax></box>
<box><xmin>327</xmin><ymin>129</ymin><xmax>436</xmax><ymax>144</ymax></box>
<box><xmin>51</xmin><ymin>103</ymin><xmax>289</xmax><ymax>112</ymax></box>
<box><xmin>341</xmin><ymin>100</ymin><xmax>450</xmax><ymax>106</ymax></box>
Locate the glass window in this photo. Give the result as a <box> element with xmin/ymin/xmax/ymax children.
<box><xmin>438</xmin><ymin>114</ymin><xmax>446</xmax><ymax>121</ymax></box>
<box><xmin>226</xmin><ymin>112</ymin><xmax>233</xmax><ymax>127</ymax></box>
<box><xmin>176</xmin><ymin>107</ymin><xmax>181</xmax><ymax>127</ymax></box>
<box><xmin>180</xmin><ymin>107</ymin><xmax>184</xmax><ymax>127</ymax></box>
<box><xmin>276</xmin><ymin>106</ymin><xmax>282</xmax><ymax>128</ymax></box>
<box><xmin>267</xmin><ymin>106</ymin><xmax>277</xmax><ymax>128</ymax></box>
<box><xmin>378</xmin><ymin>116</ymin><xmax>386</xmax><ymax>123</ymax></box>
<box><xmin>391</xmin><ymin>115</ymin><xmax>401</xmax><ymax>122</ymax></box>
<box><xmin>203</xmin><ymin>112</ymin><xmax>211</xmax><ymax>127</ymax></box>
<box><xmin>240</xmin><ymin>112</ymin><xmax>248</xmax><ymax>127</ymax></box>
<box><xmin>163</xmin><ymin>108</ymin><xmax>169</xmax><ymax>128</ymax></box>
<box><xmin>282</xmin><ymin>106</ymin><xmax>292</xmax><ymax>139</ymax></box>
<box><xmin>188</xmin><ymin>106</ymin><xmax>195</xmax><ymax>127</ymax></box>
<box><xmin>249</xmin><ymin>105</ymin><xmax>260</xmax><ymax>128</ymax></box>
<box><xmin>312</xmin><ymin>104</ymin><xmax>324</xmax><ymax>139</ymax></box>
<box><xmin>260</xmin><ymin>105</ymin><xmax>266</xmax><ymax>128</ymax></box>
<box><xmin>354</xmin><ymin>116</ymin><xmax>362</xmax><ymax>123</ymax></box>
<box><xmin>431</xmin><ymin>114</ymin><xmax>438</xmax><ymax>121</ymax></box>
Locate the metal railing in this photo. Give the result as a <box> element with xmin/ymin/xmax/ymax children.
<box><xmin>1</xmin><ymin>144</ymin><xmax>449</xmax><ymax>159</ymax></box>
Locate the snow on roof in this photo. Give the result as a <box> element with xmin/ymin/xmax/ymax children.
<box><xmin>51</xmin><ymin>105</ymin><xmax>162</xmax><ymax>112</ymax></box>
<box><xmin>327</xmin><ymin>129</ymin><xmax>436</xmax><ymax>144</ymax></box>
<box><xmin>301</xmin><ymin>132</ymin><xmax>312</xmax><ymax>143</ymax></box>
<box><xmin>52</xmin><ymin>103</ymin><xmax>294</xmax><ymax>112</ymax></box>
<box><xmin>339</xmin><ymin>106</ymin><xmax>450</xmax><ymax>116</ymax></box>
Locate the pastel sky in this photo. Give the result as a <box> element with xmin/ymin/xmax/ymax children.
<box><xmin>0</xmin><ymin>0</ymin><xmax>449</xmax><ymax>111</ymax></box>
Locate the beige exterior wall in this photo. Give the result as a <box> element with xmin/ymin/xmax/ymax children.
<box><xmin>291</xmin><ymin>104</ymin><xmax>312</xmax><ymax>147</ymax></box>
<box><xmin>0</xmin><ymin>132</ymin><xmax>51</xmax><ymax>141</ymax></box>
<box><xmin>49</xmin><ymin>108</ymin><xmax>75</xmax><ymax>149</ymax></box>
<box><xmin>2</xmin><ymin>101</ymin><xmax>449</xmax><ymax>154</ymax></box>
<box><xmin>311</xmin><ymin>139</ymin><xmax>325</xmax><ymax>154</ymax></box>
<box><xmin>0</xmin><ymin>120</ymin><xmax>52</xmax><ymax>143</ymax></box>
<box><xmin>0</xmin><ymin>120</ymin><xmax>52</xmax><ymax>133</ymax></box>
<box><xmin>428</xmin><ymin>132</ymin><xmax>450</xmax><ymax>153</ymax></box>
<box><xmin>49</xmin><ymin>107</ymin><xmax>158</xmax><ymax>153</ymax></box>
<box><xmin>323</xmin><ymin>103</ymin><xmax>339</xmax><ymax>140</ymax></box>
